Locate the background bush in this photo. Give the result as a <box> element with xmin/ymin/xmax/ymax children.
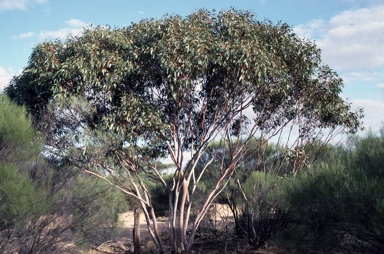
<box><xmin>0</xmin><ymin>95</ymin><xmax>130</xmax><ymax>253</ymax></box>
<box><xmin>70</xmin><ymin>174</ymin><xmax>129</xmax><ymax>247</ymax></box>
<box><xmin>0</xmin><ymin>164</ymin><xmax>50</xmax><ymax>231</ymax></box>
<box><xmin>1</xmin><ymin>92</ymin><xmax>382</xmax><ymax>253</ymax></box>
<box><xmin>230</xmin><ymin>171</ymin><xmax>289</xmax><ymax>248</ymax></box>
<box><xmin>279</xmin><ymin>130</ymin><xmax>384</xmax><ymax>253</ymax></box>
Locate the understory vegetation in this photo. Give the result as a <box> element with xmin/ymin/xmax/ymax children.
<box><xmin>0</xmin><ymin>95</ymin><xmax>128</xmax><ymax>253</ymax></box>
<box><xmin>1</xmin><ymin>93</ymin><xmax>382</xmax><ymax>253</ymax></box>
<box><xmin>189</xmin><ymin>130</ymin><xmax>384</xmax><ymax>254</ymax></box>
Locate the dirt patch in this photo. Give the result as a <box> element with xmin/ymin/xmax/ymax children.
<box><xmin>117</xmin><ymin>211</ymin><xmax>168</xmax><ymax>239</ymax></box>
<box><xmin>88</xmin><ymin>205</ymin><xmax>280</xmax><ymax>253</ymax></box>
<box><xmin>116</xmin><ymin>203</ymin><xmax>233</xmax><ymax>239</ymax></box>
<box><xmin>88</xmin><ymin>211</ymin><xmax>168</xmax><ymax>253</ymax></box>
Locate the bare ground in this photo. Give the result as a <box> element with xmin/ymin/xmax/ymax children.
<box><xmin>87</xmin><ymin>204</ymin><xmax>280</xmax><ymax>254</ymax></box>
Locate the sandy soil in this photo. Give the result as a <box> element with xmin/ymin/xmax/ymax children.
<box><xmin>88</xmin><ymin>204</ymin><xmax>278</xmax><ymax>253</ymax></box>
<box><xmin>88</xmin><ymin>210</ymin><xmax>169</xmax><ymax>253</ymax></box>
<box><xmin>117</xmin><ymin>203</ymin><xmax>233</xmax><ymax>237</ymax></box>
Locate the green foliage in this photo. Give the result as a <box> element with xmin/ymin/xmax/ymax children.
<box><xmin>281</xmin><ymin>164</ymin><xmax>348</xmax><ymax>252</ymax></box>
<box><xmin>5</xmin><ymin>8</ymin><xmax>364</xmax><ymax>252</ymax></box>
<box><xmin>243</xmin><ymin>172</ymin><xmax>289</xmax><ymax>207</ymax></box>
<box><xmin>0</xmin><ymin>95</ymin><xmax>36</xmax><ymax>164</ymax></box>
<box><xmin>6</xmin><ymin>9</ymin><xmax>362</xmax><ymax>155</ymax></box>
<box><xmin>0</xmin><ymin>164</ymin><xmax>49</xmax><ymax>229</ymax></box>
<box><xmin>231</xmin><ymin>171</ymin><xmax>290</xmax><ymax>248</ymax></box>
<box><xmin>221</xmin><ymin>130</ymin><xmax>384</xmax><ymax>252</ymax></box>
<box><xmin>0</xmin><ymin>95</ymin><xmax>33</xmax><ymax>146</ymax></box>
<box><xmin>0</xmin><ymin>95</ymin><xmax>64</xmax><ymax>253</ymax></box>
<box><xmin>70</xmin><ymin>174</ymin><xmax>129</xmax><ymax>246</ymax></box>
<box><xmin>0</xmin><ymin>95</ymin><xmax>131</xmax><ymax>252</ymax></box>
<box><xmin>145</xmin><ymin>177</ymin><xmax>170</xmax><ymax>216</ymax></box>
<box><xmin>346</xmin><ymin>129</ymin><xmax>384</xmax><ymax>178</ymax></box>
<box><xmin>0</xmin><ymin>96</ymin><xmax>48</xmax><ymax>230</ymax></box>
<box><xmin>195</xmin><ymin>138</ymin><xmax>338</xmax><ymax>249</ymax></box>
<box><xmin>280</xmin><ymin>130</ymin><xmax>384</xmax><ymax>253</ymax></box>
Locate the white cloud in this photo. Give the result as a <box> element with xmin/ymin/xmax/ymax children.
<box><xmin>294</xmin><ymin>19</ymin><xmax>327</xmax><ymax>40</ymax></box>
<box><xmin>0</xmin><ymin>0</ymin><xmax>47</xmax><ymax>11</ymax></box>
<box><xmin>0</xmin><ymin>66</ymin><xmax>18</xmax><ymax>92</ymax></box>
<box><xmin>11</xmin><ymin>31</ymin><xmax>35</xmax><ymax>39</ymax></box>
<box><xmin>341</xmin><ymin>69</ymin><xmax>384</xmax><ymax>84</ymax></box>
<box><xmin>351</xmin><ymin>99</ymin><xmax>384</xmax><ymax>132</ymax></box>
<box><xmin>10</xmin><ymin>19</ymin><xmax>87</xmax><ymax>42</ymax></box>
<box><xmin>19</xmin><ymin>31</ymin><xmax>35</xmax><ymax>38</ymax></box>
<box><xmin>0</xmin><ymin>0</ymin><xmax>25</xmax><ymax>10</ymax></box>
<box><xmin>294</xmin><ymin>5</ymin><xmax>384</xmax><ymax>71</ymax></box>
<box><xmin>295</xmin><ymin>5</ymin><xmax>384</xmax><ymax>131</ymax></box>
<box><xmin>65</xmin><ymin>18</ymin><xmax>88</xmax><ymax>28</ymax></box>
<box><xmin>39</xmin><ymin>18</ymin><xmax>90</xmax><ymax>40</ymax></box>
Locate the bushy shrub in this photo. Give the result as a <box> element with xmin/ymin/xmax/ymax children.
<box><xmin>0</xmin><ymin>164</ymin><xmax>50</xmax><ymax>231</ymax></box>
<box><xmin>280</xmin><ymin>130</ymin><xmax>384</xmax><ymax>253</ymax></box>
<box><xmin>280</xmin><ymin>163</ymin><xmax>348</xmax><ymax>252</ymax></box>
<box><xmin>341</xmin><ymin>130</ymin><xmax>384</xmax><ymax>252</ymax></box>
<box><xmin>0</xmin><ymin>95</ymin><xmax>34</xmax><ymax>147</ymax></box>
<box><xmin>70</xmin><ymin>174</ymin><xmax>129</xmax><ymax>246</ymax></box>
<box><xmin>1</xmin><ymin>95</ymin><xmax>133</xmax><ymax>252</ymax></box>
<box><xmin>146</xmin><ymin>175</ymin><xmax>173</xmax><ymax>216</ymax></box>
<box><xmin>231</xmin><ymin>171</ymin><xmax>290</xmax><ymax>248</ymax></box>
<box><xmin>0</xmin><ymin>96</ymin><xmax>60</xmax><ymax>253</ymax></box>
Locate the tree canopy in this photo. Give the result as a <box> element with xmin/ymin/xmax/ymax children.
<box><xmin>5</xmin><ymin>9</ymin><xmax>363</xmax><ymax>252</ymax></box>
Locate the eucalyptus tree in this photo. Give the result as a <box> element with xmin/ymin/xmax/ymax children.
<box><xmin>6</xmin><ymin>9</ymin><xmax>363</xmax><ymax>253</ymax></box>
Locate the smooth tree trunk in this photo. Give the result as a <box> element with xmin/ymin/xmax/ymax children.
<box><xmin>133</xmin><ymin>208</ymin><xmax>141</xmax><ymax>254</ymax></box>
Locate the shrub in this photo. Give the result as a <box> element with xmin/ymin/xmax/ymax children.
<box><xmin>231</xmin><ymin>171</ymin><xmax>290</xmax><ymax>249</ymax></box>
<box><xmin>0</xmin><ymin>164</ymin><xmax>49</xmax><ymax>230</ymax></box>
<box><xmin>146</xmin><ymin>175</ymin><xmax>173</xmax><ymax>216</ymax></box>
<box><xmin>0</xmin><ymin>96</ymin><xmax>60</xmax><ymax>253</ymax></box>
<box><xmin>70</xmin><ymin>174</ymin><xmax>129</xmax><ymax>246</ymax></box>
<box><xmin>280</xmin><ymin>130</ymin><xmax>384</xmax><ymax>253</ymax></box>
<box><xmin>280</xmin><ymin>163</ymin><xmax>348</xmax><ymax>252</ymax></box>
<box><xmin>1</xmin><ymin>95</ymin><xmax>130</xmax><ymax>252</ymax></box>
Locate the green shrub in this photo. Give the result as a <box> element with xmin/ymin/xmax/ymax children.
<box><xmin>0</xmin><ymin>163</ymin><xmax>55</xmax><ymax>253</ymax></box>
<box><xmin>232</xmin><ymin>171</ymin><xmax>290</xmax><ymax>248</ymax></box>
<box><xmin>0</xmin><ymin>164</ymin><xmax>49</xmax><ymax>230</ymax></box>
<box><xmin>71</xmin><ymin>174</ymin><xmax>129</xmax><ymax>246</ymax></box>
<box><xmin>280</xmin><ymin>130</ymin><xmax>384</xmax><ymax>253</ymax></box>
<box><xmin>146</xmin><ymin>175</ymin><xmax>173</xmax><ymax>216</ymax></box>
<box><xmin>280</xmin><ymin>164</ymin><xmax>348</xmax><ymax>252</ymax></box>
<box><xmin>0</xmin><ymin>95</ymin><xmax>34</xmax><ymax>147</ymax></box>
<box><xmin>0</xmin><ymin>95</ymin><xmax>50</xmax><ymax>232</ymax></box>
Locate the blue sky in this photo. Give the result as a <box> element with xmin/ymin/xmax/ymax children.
<box><xmin>1</xmin><ymin>0</ymin><xmax>383</xmax><ymax>132</ymax></box>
